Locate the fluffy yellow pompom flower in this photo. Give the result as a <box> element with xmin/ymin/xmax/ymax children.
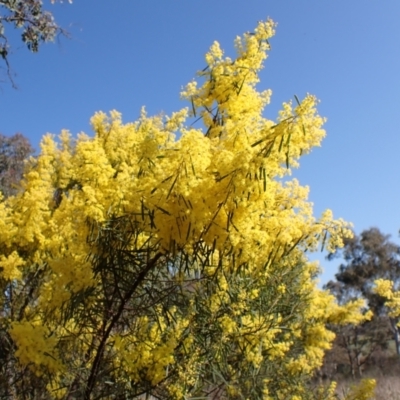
<box><xmin>0</xmin><ymin>251</ymin><xmax>25</xmax><ymax>280</ymax></box>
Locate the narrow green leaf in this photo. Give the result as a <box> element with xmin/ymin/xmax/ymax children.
<box><xmin>141</xmin><ymin>200</ymin><xmax>145</xmax><ymax>221</ymax></box>
<box><xmin>186</xmin><ymin>222</ymin><xmax>191</xmax><ymax>241</ymax></box>
<box><xmin>278</xmin><ymin>135</ymin><xmax>285</xmax><ymax>152</ymax></box>
<box><xmin>170</xmin><ymin>239</ymin><xmax>176</xmax><ymax>257</ymax></box>
<box><xmin>191</xmin><ymin>96</ymin><xmax>196</xmax><ymax>118</ymax></box>
<box><xmin>212</xmin><ymin>237</ymin><xmax>217</xmax><ymax>254</ymax></box>
<box><xmin>294</xmin><ymin>94</ymin><xmax>301</xmax><ymax>105</ymax></box>
<box><xmin>166</xmin><ymin>174</ymin><xmax>179</xmax><ymax>199</ymax></box>
<box><xmin>155</xmin><ymin>205</ymin><xmax>171</xmax><ymax>215</ymax></box>
<box><xmin>286</xmin><ymin>132</ymin><xmax>292</xmax><ymax>146</ymax></box>
<box><xmin>161</xmin><ymin>175</ymin><xmax>173</xmax><ymax>184</ymax></box>
<box><xmin>251</xmin><ymin>137</ymin><xmax>266</xmax><ymax>147</ymax></box>
<box><xmin>264</xmin><ymin>138</ymin><xmax>275</xmax><ymax>157</ymax></box>
<box><xmin>176</xmin><ymin>217</ymin><xmax>182</xmax><ymax>238</ymax></box>
<box><xmin>179</xmin><ymin>194</ymin><xmax>189</xmax><ymax>209</ymax></box>
<box><xmin>321</xmin><ymin>230</ymin><xmax>328</xmax><ymax>252</ymax></box>
<box><xmin>215</xmin><ymin>171</ymin><xmax>234</xmax><ymax>182</ymax></box>
<box><xmin>149</xmin><ymin>209</ymin><xmax>156</xmax><ymax>229</ymax></box>
<box><xmin>263</xmin><ymin>168</ymin><xmax>266</xmax><ymax>192</ymax></box>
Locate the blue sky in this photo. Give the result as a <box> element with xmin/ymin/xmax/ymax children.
<box><xmin>2</xmin><ymin>0</ymin><xmax>400</xmax><ymax>284</ymax></box>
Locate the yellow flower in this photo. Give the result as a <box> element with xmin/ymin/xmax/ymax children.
<box><xmin>0</xmin><ymin>251</ymin><xmax>24</xmax><ymax>280</ymax></box>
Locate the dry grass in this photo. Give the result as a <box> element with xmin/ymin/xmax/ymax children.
<box><xmin>374</xmin><ymin>376</ymin><xmax>400</xmax><ymax>399</ymax></box>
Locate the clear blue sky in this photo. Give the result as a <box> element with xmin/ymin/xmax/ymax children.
<box><xmin>2</xmin><ymin>0</ymin><xmax>400</xmax><ymax>284</ymax></box>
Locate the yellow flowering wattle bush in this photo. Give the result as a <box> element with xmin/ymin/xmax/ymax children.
<box><xmin>0</xmin><ymin>19</ymin><xmax>374</xmax><ymax>399</ymax></box>
<box><xmin>374</xmin><ymin>278</ymin><xmax>400</xmax><ymax>321</ymax></box>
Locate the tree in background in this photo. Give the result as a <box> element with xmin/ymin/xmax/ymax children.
<box><xmin>328</xmin><ymin>228</ymin><xmax>400</xmax><ymax>312</ymax></box>
<box><xmin>0</xmin><ymin>0</ymin><xmax>71</xmax><ymax>87</ymax></box>
<box><xmin>324</xmin><ymin>280</ymin><xmax>383</xmax><ymax>380</ymax></box>
<box><xmin>325</xmin><ymin>228</ymin><xmax>400</xmax><ymax>375</ymax></box>
<box><xmin>0</xmin><ymin>132</ymin><xmax>34</xmax><ymax>197</ymax></box>
<box><xmin>0</xmin><ymin>20</ymin><xmax>375</xmax><ymax>399</ymax></box>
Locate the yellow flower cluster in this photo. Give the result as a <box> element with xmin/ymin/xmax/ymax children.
<box><xmin>0</xmin><ymin>251</ymin><xmax>24</xmax><ymax>280</ymax></box>
<box><xmin>345</xmin><ymin>379</ymin><xmax>376</xmax><ymax>400</ymax></box>
<box><xmin>113</xmin><ymin>314</ymin><xmax>188</xmax><ymax>385</ymax></box>
<box><xmin>374</xmin><ymin>279</ymin><xmax>400</xmax><ymax>318</ymax></box>
<box><xmin>10</xmin><ymin>321</ymin><xmax>64</xmax><ymax>375</ymax></box>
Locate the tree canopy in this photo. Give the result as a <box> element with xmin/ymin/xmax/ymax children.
<box><xmin>0</xmin><ymin>0</ymin><xmax>70</xmax><ymax>86</ymax></box>
<box><xmin>0</xmin><ymin>132</ymin><xmax>34</xmax><ymax>197</ymax></box>
<box><xmin>325</xmin><ymin>227</ymin><xmax>400</xmax><ymax>377</ymax></box>
<box><xmin>327</xmin><ymin>227</ymin><xmax>400</xmax><ymax>315</ymax></box>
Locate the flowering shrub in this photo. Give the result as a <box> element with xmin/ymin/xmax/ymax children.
<box><xmin>0</xmin><ymin>19</ymin><xmax>373</xmax><ymax>399</ymax></box>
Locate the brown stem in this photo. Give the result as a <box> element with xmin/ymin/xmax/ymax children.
<box><xmin>83</xmin><ymin>252</ymin><xmax>163</xmax><ymax>400</ymax></box>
